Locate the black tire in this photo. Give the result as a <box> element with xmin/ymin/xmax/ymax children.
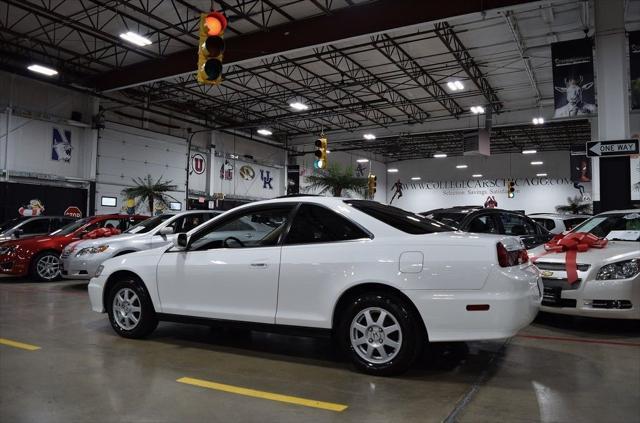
<box><xmin>106</xmin><ymin>278</ymin><xmax>158</xmax><ymax>339</ymax></box>
<box><xmin>30</xmin><ymin>251</ymin><xmax>62</xmax><ymax>282</ymax></box>
<box><xmin>338</xmin><ymin>292</ymin><xmax>424</xmax><ymax>376</ymax></box>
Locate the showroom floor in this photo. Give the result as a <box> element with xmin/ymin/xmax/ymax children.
<box><xmin>0</xmin><ymin>278</ymin><xmax>638</xmax><ymax>423</ymax></box>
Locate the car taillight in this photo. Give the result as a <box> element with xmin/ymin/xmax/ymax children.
<box><xmin>496</xmin><ymin>242</ymin><xmax>529</xmax><ymax>267</ymax></box>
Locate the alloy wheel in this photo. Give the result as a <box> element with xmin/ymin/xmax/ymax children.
<box><xmin>36</xmin><ymin>254</ymin><xmax>61</xmax><ymax>281</ymax></box>
<box><xmin>350</xmin><ymin>306</ymin><xmax>403</xmax><ymax>364</ymax></box>
<box><xmin>112</xmin><ymin>287</ymin><xmax>142</xmax><ymax>330</ymax></box>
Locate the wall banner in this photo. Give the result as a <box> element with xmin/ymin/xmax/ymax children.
<box><xmin>630</xmin><ymin>31</ymin><xmax>640</xmax><ymax>110</ymax></box>
<box><xmin>287</xmin><ymin>165</ymin><xmax>300</xmax><ymax>195</ymax></box>
<box><xmin>551</xmin><ymin>38</ymin><xmax>596</xmax><ymax>118</ymax></box>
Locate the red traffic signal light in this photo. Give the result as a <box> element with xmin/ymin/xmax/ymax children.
<box><xmin>197</xmin><ymin>12</ymin><xmax>227</xmax><ymax>85</ymax></box>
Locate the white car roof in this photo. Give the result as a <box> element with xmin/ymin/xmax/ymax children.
<box><xmin>529</xmin><ymin>214</ymin><xmax>590</xmax><ymax>219</ymax></box>
<box><xmin>598</xmin><ymin>209</ymin><xmax>639</xmax><ymax>215</ymax></box>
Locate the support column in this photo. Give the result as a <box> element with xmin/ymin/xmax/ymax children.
<box><xmin>593</xmin><ymin>0</ymin><xmax>631</xmax><ymax>212</ymax></box>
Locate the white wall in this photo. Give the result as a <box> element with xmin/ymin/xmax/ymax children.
<box><xmin>386</xmin><ymin>151</ymin><xmax>590</xmax><ymax>214</ymax></box>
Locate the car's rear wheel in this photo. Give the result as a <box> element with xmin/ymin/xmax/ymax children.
<box><xmin>30</xmin><ymin>252</ymin><xmax>61</xmax><ymax>282</ymax></box>
<box><xmin>107</xmin><ymin>278</ymin><xmax>158</xmax><ymax>339</ymax></box>
<box><xmin>339</xmin><ymin>292</ymin><xmax>424</xmax><ymax>376</ymax></box>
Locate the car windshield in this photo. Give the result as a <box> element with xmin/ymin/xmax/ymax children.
<box><xmin>422</xmin><ymin>212</ymin><xmax>464</xmax><ymax>228</ymax></box>
<box><xmin>570</xmin><ymin>212</ymin><xmax>640</xmax><ymax>241</ymax></box>
<box><xmin>0</xmin><ymin>217</ymin><xmax>29</xmax><ymax>232</ymax></box>
<box><xmin>345</xmin><ymin>200</ymin><xmax>455</xmax><ymax>234</ymax></box>
<box><xmin>125</xmin><ymin>214</ymin><xmax>173</xmax><ymax>234</ymax></box>
<box><xmin>52</xmin><ymin>217</ymin><xmax>92</xmax><ymax>236</ymax></box>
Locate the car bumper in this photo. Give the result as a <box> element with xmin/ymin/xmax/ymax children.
<box><xmin>0</xmin><ymin>253</ymin><xmax>29</xmax><ymax>276</ymax></box>
<box><xmin>541</xmin><ymin>275</ymin><xmax>640</xmax><ymax>320</ymax></box>
<box><xmin>61</xmin><ymin>256</ymin><xmax>103</xmax><ymax>280</ymax></box>
<box><xmin>404</xmin><ymin>265</ymin><xmax>542</xmax><ymax>342</ymax></box>
<box><xmin>88</xmin><ymin>275</ymin><xmax>108</xmax><ymax>313</ymax></box>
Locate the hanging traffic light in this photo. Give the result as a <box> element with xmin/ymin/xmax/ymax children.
<box><xmin>197</xmin><ymin>11</ymin><xmax>227</xmax><ymax>85</ymax></box>
<box><xmin>314</xmin><ymin>137</ymin><xmax>328</xmax><ymax>169</ymax></box>
<box><xmin>368</xmin><ymin>174</ymin><xmax>377</xmax><ymax>198</ymax></box>
<box><xmin>507</xmin><ymin>180</ymin><xmax>516</xmax><ymax>198</ymax></box>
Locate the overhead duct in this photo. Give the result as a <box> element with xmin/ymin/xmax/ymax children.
<box><xmin>463</xmin><ymin>129</ymin><xmax>490</xmax><ymax>156</ymax></box>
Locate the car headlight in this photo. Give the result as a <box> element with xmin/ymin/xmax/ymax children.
<box><xmin>596</xmin><ymin>259</ymin><xmax>640</xmax><ymax>280</ymax></box>
<box><xmin>95</xmin><ymin>264</ymin><xmax>104</xmax><ymax>278</ymax></box>
<box><xmin>76</xmin><ymin>245</ymin><xmax>109</xmax><ymax>256</ymax></box>
<box><xmin>0</xmin><ymin>246</ymin><xmax>16</xmax><ymax>255</ymax></box>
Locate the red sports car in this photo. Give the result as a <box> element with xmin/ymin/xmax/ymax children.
<box><xmin>0</xmin><ymin>214</ymin><xmax>148</xmax><ymax>281</ymax></box>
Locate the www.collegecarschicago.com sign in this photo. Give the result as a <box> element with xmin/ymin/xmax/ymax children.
<box><xmin>406</xmin><ymin>177</ymin><xmax>574</xmax><ymax>194</ymax></box>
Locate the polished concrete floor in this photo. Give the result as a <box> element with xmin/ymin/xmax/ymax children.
<box><xmin>1</xmin><ymin>277</ymin><xmax>638</xmax><ymax>423</ymax></box>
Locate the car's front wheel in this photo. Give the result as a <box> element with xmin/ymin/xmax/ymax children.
<box><xmin>107</xmin><ymin>278</ymin><xmax>158</xmax><ymax>339</ymax></box>
<box><xmin>339</xmin><ymin>292</ymin><xmax>424</xmax><ymax>376</ymax></box>
<box><xmin>30</xmin><ymin>251</ymin><xmax>62</xmax><ymax>281</ymax></box>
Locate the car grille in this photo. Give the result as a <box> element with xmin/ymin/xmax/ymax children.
<box><xmin>536</xmin><ymin>261</ymin><xmax>590</xmax><ymax>272</ymax></box>
<box><xmin>591</xmin><ymin>300</ymin><xmax>632</xmax><ymax>310</ymax></box>
<box><xmin>542</xmin><ymin>287</ymin><xmax>577</xmax><ymax>308</ymax></box>
<box><xmin>542</xmin><ymin>278</ymin><xmax>581</xmax><ymax>291</ymax></box>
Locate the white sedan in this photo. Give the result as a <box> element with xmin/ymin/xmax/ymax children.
<box><xmin>89</xmin><ymin>197</ymin><xmax>541</xmax><ymax>375</ymax></box>
<box><xmin>531</xmin><ymin>210</ymin><xmax>640</xmax><ymax>319</ymax></box>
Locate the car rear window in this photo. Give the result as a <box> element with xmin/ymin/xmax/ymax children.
<box><xmin>532</xmin><ymin>218</ymin><xmax>555</xmax><ymax>231</ymax></box>
<box><xmin>345</xmin><ymin>200</ymin><xmax>454</xmax><ymax>234</ymax></box>
<box><xmin>425</xmin><ymin>212</ymin><xmax>464</xmax><ymax>227</ymax></box>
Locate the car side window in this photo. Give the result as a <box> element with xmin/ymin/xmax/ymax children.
<box><xmin>533</xmin><ymin>218</ymin><xmax>555</xmax><ymax>231</ymax></box>
<box><xmin>189</xmin><ymin>206</ymin><xmax>294</xmax><ymax>250</ymax></box>
<box><xmin>19</xmin><ymin>219</ymin><xmax>50</xmax><ymax>235</ymax></box>
<box><xmin>467</xmin><ymin>215</ymin><xmax>499</xmax><ymax>234</ymax></box>
<box><xmin>52</xmin><ymin>218</ymin><xmax>74</xmax><ymax>231</ymax></box>
<box><xmin>284</xmin><ymin>204</ymin><xmax>370</xmax><ymax>245</ymax></box>
<box><xmin>101</xmin><ymin>219</ymin><xmax>121</xmax><ymax>230</ymax></box>
<box><xmin>500</xmin><ymin>213</ymin><xmax>537</xmax><ymax>236</ymax></box>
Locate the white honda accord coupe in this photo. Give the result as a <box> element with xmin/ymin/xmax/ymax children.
<box><xmin>89</xmin><ymin>196</ymin><xmax>542</xmax><ymax>375</ymax></box>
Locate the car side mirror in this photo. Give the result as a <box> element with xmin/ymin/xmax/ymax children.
<box><xmin>175</xmin><ymin>233</ymin><xmax>189</xmax><ymax>250</ymax></box>
<box><xmin>158</xmin><ymin>226</ymin><xmax>173</xmax><ymax>236</ymax></box>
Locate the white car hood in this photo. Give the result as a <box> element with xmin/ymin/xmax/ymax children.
<box><xmin>67</xmin><ymin>233</ymin><xmax>145</xmax><ymax>250</ymax></box>
<box><xmin>531</xmin><ymin>241</ymin><xmax>639</xmax><ymax>266</ymax></box>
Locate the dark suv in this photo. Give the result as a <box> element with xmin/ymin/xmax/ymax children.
<box><xmin>421</xmin><ymin>207</ymin><xmax>553</xmax><ymax>249</ymax></box>
<box><xmin>0</xmin><ymin>216</ymin><xmax>77</xmax><ymax>242</ymax></box>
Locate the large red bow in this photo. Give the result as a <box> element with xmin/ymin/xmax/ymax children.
<box><xmin>84</xmin><ymin>227</ymin><xmax>121</xmax><ymax>239</ymax></box>
<box><xmin>533</xmin><ymin>232</ymin><xmax>608</xmax><ymax>284</ymax></box>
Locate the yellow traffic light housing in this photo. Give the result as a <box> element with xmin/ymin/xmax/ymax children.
<box><xmin>368</xmin><ymin>174</ymin><xmax>377</xmax><ymax>198</ymax></box>
<box><xmin>314</xmin><ymin>137</ymin><xmax>328</xmax><ymax>169</ymax></box>
<box><xmin>507</xmin><ymin>180</ymin><xmax>516</xmax><ymax>198</ymax></box>
<box><xmin>197</xmin><ymin>12</ymin><xmax>227</xmax><ymax>85</ymax></box>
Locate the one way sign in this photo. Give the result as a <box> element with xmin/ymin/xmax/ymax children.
<box><xmin>586</xmin><ymin>139</ymin><xmax>639</xmax><ymax>157</ymax></box>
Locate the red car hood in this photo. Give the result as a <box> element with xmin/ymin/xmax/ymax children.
<box><xmin>0</xmin><ymin>234</ymin><xmax>75</xmax><ymax>249</ymax></box>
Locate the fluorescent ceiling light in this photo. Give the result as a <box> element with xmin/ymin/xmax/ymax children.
<box><xmin>470</xmin><ymin>106</ymin><xmax>485</xmax><ymax>114</ymax></box>
<box><xmin>363</xmin><ymin>133</ymin><xmax>376</xmax><ymax>140</ymax></box>
<box><xmin>522</xmin><ymin>149</ymin><xmax>537</xmax><ymax>154</ymax></box>
<box><xmin>531</xmin><ymin>161</ymin><xmax>544</xmax><ymax>165</ymax></box>
<box><xmin>447</xmin><ymin>80</ymin><xmax>464</xmax><ymax>91</ymax></box>
<box><xmin>119</xmin><ymin>31</ymin><xmax>152</xmax><ymax>46</ymax></box>
<box><xmin>532</xmin><ymin>117</ymin><xmax>545</xmax><ymax>125</ymax></box>
<box><xmin>326</xmin><ymin>150</ymin><xmax>331</xmax><ymax>154</ymax></box>
<box><xmin>433</xmin><ymin>152</ymin><xmax>447</xmax><ymax>158</ymax></box>
<box><xmin>27</xmin><ymin>64</ymin><xmax>58</xmax><ymax>76</ymax></box>
<box><xmin>536</xmin><ymin>173</ymin><xmax>548</xmax><ymax>177</ymax></box>
<box><xmin>472</xmin><ymin>174</ymin><xmax>483</xmax><ymax>178</ymax></box>
<box><xmin>289</xmin><ymin>101</ymin><xmax>309</xmax><ymax>111</ymax></box>
<box><xmin>456</xmin><ymin>164</ymin><xmax>468</xmax><ymax>169</ymax></box>
<box><xmin>257</xmin><ymin>128</ymin><xmax>272</xmax><ymax>136</ymax></box>
<box><xmin>356</xmin><ymin>158</ymin><xmax>369</xmax><ymax>163</ymax></box>
<box><xmin>411</xmin><ymin>177</ymin><xmax>421</xmax><ymax>181</ymax></box>
<box><xmin>387</xmin><ymin>168</ymin><xmax>399</xmax><ymax>173</ymax></box>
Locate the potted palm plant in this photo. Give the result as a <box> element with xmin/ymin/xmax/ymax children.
<box><xmin>305</xmin><ymin>163</ymin><xmax>368</xmax><ymax>197</ymax></box>
<box><xmin>555</xmin><ymin>195</ymin><xmax>592</xmax><ymax>215</ymax></box>
<box><xmin>122</xmin><ymin>175</ymin><xmax>179</xmax><ymax>215</ymax></box>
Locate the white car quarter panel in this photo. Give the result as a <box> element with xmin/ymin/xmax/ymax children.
<box><xmin>399</xmin><ymin>251</ymin><xmax>423</xmax><ymax>273</ymax></box>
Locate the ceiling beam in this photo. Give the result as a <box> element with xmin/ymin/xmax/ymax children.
<box><xmin>92</xmin><ymin>0</ymin><xmax>538</xmax><ymax>92</ymax></box>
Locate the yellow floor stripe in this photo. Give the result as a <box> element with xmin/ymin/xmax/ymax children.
<box><xmin>0</xmin><ymin>338</ymin><xmax>41</xmax><ymax>351</ymax></box>
<box><xmin>177</xmin><ymin>377</ymin><xmax>348</xmax><ymax>412</ymax></box>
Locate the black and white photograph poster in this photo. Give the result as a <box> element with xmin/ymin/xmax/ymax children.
<box><xmin>630</xmin><ymin>31</ymin><xmax>640</xmax><ymax>110</ymax></box>
<box><xmin>552</xmin><ymin>38</ymin><xmax>597</xmax><ymax>118</ymax></box>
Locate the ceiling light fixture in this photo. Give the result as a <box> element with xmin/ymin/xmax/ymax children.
<box><xmin>472</xmin><ymin>174</ymin><xmax>483</xmax><ymax>178</ymax></box>
<box><xmin>119</xmin><ymin>31</ymin><xmax>152</xmax><ymax>46</ymax></box>
<box><xmin>387</xmin><ymin>168</ymin><xmax>399</xmax><ymax>173</ymax></box>
<box><xmin>27</xmin><ymin>64</ymin><xmax>58</xmax><ymax>76</ymax></box>
<box><xmin>532</xmin><ymin>117</ymin><xmax>545</xmax><ymax>125</ymax></box>
<box><xmin>411</xmin><ymin>177</ymin><xmax>421</xmax><ymax>181</ymax></box>
<box><xmin>531</xmin><ymin>161</ymin><xmax>544</xmax><ymax>165</ymax></box>
<box><xmin>289</xmin><ymin>101</ymin><xmax>309</xmax><ymax>111</ymax></box>
<box><xmin>363</xmin><ymin>133</ymin><xmax>376</xmax><ymax>140</ymax></box>
<box><xmin>447</xmin><ymin>80</ymin><xmax>464</xmax><ymax>91</ymax></box>
<box><xmin>522</xmin><ymin>149</ymin><xmax>537</xmax><ymax>154</ymax></box>
<box><xmin>433</xmin><ymin>152</ymin><xmax>447</xmax><ymax>158</ymax></box>
<box><xmin>256</xmin><ymin>128</ymin><xmax>272</xmax><ymax>136</ymax></box>
<box><xmin>536</xmin><ymin>173</ymin><xmax>548</xmax><ymax>177</ymax></box>
<box><xmin>356</xmin><ymin>159</ymin><xmax>369</xmax><ymax>163</ymax></box>
<box><xmin>470</xmin><ymin>106</ymin><xmax>485</xmax><ymax>114</ymax></box>
<box><xmin>456</xmin><ymin>164</ymin><xmax>468</xmax><ymax>169</ymax></box>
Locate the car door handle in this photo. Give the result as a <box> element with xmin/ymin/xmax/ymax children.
<box><xmin>250</xmin><ymin>262</ymin><xmax>267</xmax><ymax>268</ymax></box>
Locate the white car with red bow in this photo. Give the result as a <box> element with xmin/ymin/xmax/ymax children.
<box><xmin>88</xmin><ymin>197</ymin><xmax>542</xmax><ymax>375</ymax></box>
<box><xmin>530</xmin><ymin>210</ymin><xmax>640</xmax><ymax>319</ymax></box>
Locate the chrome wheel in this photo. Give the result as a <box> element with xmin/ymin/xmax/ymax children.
<box><xmin>36</xmin><ymin>254</ymin><xmax>60</xmax><ymax>280</ymax></box>
<box><xmin>350</xmin><ymin>307</ymin><xmax>402</xmax><ymax>364</ymax></box>
<box><xmin>112</xmin><ymin>288</ymin><xmax>142</xmax><ymax>331</ymax></box>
